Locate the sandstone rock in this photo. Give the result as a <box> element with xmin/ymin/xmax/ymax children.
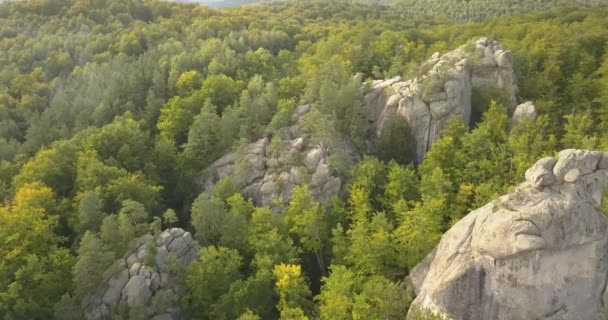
<box><xmin>599</xmin><ymin>152</ymin><xmax>608</xmax><ymax>169</ymax></box>
<box><xmin>295</xmin><ymin>104</ymin><xmax>311</xmax><ymax>117</ymax></box>
<box><xmin>353</xmin><ymin>72</ymin><xmax>364</xmax><ymax>85</ymax></box>
<box><xmin>129</xmin><ymin>262</ymin><xmax>142</xmax><ymax>277</ymax></box>
<box><xmin>552</xmin><ymin>149</ymin><xmax>601</xmax><ymax>181</ymax></box>
<box><xmin>197</xmin><ymin>105</ymin><xmax>354</xmax><ymax>207</ymax></box>
<box><xmin>102</xmin><ymin>268</ymin><xmax>129</xmax><ymax>306</ymax></box>
<box><xmin>311</xmin><ymin>163</ymin><xmax>331</xmax><ymax>187</ymax></box>
<box><xmin>167</xmin><ymin>237</ymin><xmax>188</xmax><ymax>256</ymax></box>
<box><xmin>524</xmin><ymin>156</ymin><xmax>556</xmax><ymax>189</ymax></box>
<box><xmin>290</xmin><ymin>137</ymin><xmax>304</xmax><ymax>151</ymax></box>
<box><xmin>512</xmin><ymin>101</ymin><xmax>537</xmax><ymax>124</ymax></box>
<box><xmin>304</xmin><ymin>148</ymin><xmax>323</xmax><ymax>171</ymax></box>
<box><xmin>367</xmin><ymin>37</ymin><xmax>516</xmax><ymax>162</ymax></box>
<box><xmin>122</xmin><ymin>276</ymin><xmax>152</xmax><ymax>307</ymax></box>
<box><xmin>408</xmin><ymin>150</ymin><xmax>608</xmax><ymax>320</ymax></box>
<box><xmin>83</xmin><ymin>229</ymin><xmax>198</xmax><ymax>320</ymax></box>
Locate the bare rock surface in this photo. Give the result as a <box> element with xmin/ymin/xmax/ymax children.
<box><xmin>512</xmin><ymin>101</ymin><xmax>537</xmax><ymax>124</ymax></box>
<box><xmin>366</xmin><ymin>37</ymin><xmax>518</xmax><ymax>162</ymax></box>
<box><xmin>198</xmin><ymin>104</ymin><xmax>357</xmax><ymax>207</ymax></box>
<box><xmin>83</xmin><ymin>228</ymin><xmax>198</xmax><ymax>320</ymax></box>
<box><xmin>408</xmin><ymin>149</ymin><xmax>608</xmax><ymax>320</ymax></box>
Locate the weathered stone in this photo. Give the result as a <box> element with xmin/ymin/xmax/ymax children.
<box><xmin>368</xmin><ymin>38</ymin><xmax>517</xmax><ymax>162</ymax></box>
<box><xmin>398</xmin><ymin>95</ymin><xmax>431</xmax><ymax>163</ymax></box>
<box><xmin>84</xmin><ymin>229</ymin><xmax>197</xmax><ymax>320</ymax></box>
<box><xmin>304</xmin><ymin>148</ymin><xmax>323</xmax><ymax>171</ymax></box>
<box><xmin>321</xmin><ymin>177</ymin><xmax>341</xmax><ymax>201</ymax></box>
<box><xmin>122</xmin><ymin>276</ymin><xmax>152</xmax><ymax>307</ymax></box>
<box><xmin>553</xmin><ymin>149</ymin><xmax>601</xmax><ymax>181</ymax></box>
<box><xmin>197</xmin><ymin>103</ymin><xmax>351</xmax><ymax>207</ymax></box>
<box><xmin>155</xmin><ymin>245</ymin><xmax>169</xmax><ymax>269</ymax></box>
<box><xmin>167</xmin><ymin>237</ymin><xmax>188</xmax><ymax>256</ymax></box>
<box><xmin>496</xmin><ymin>50</ymin><xmax>513</xmax><ymax>67</ymax></box>
<box><xmin>353</xmin><ymin>72</ymin><xmax>364</xmax><ymax>85</ymax></box>
<box><xmin>311</xmin><ymin>163</ymin><xmax>330</xmax><ymax>187</ymax></box>
<box><xmin>102</xmin><ymin>268</ymin><xmax>129</xmax><ymax>306</ymax></box>
<box><xmin>129</xmin><ymin>262</ymin><xmax>142</xmax><ymax>277</ymax></box>
<box><xmin>599</xmin><ymin>152</ymin><xmax>608</xmax><ymax>169</ymax></box>
<box><xmin>524</xmin><ymin>156</ymin><xmax>556</xmax><ymax>189</ymax></box>
<box><xmin>512</xmin><ymin>101</ymin><xmax>537</xmax><ymax>124</ymax></box>
<box><xmin>126</xmin><ymin>253</ymin><xmax>138</xmax><ymax>268</ymax></box>
<box><xmin>408</xmin><ymin>150</ymin><xmax>608</xmax><ymax>320</ymax></box>
<box><xmin>295</xmin><ymin>104</ymin><xmax>311</xmax><ymax>117</ymax></box>
<box><xmin>290</xmin><ymin>137</ymin><xmax>304</xmax><ymax>151</ymax></box>
<box><xmin>386</xmin><ymin>93</ymin><xmax>401</xmax><ymax>108</ymax></box>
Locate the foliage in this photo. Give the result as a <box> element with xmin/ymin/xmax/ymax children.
<box><xmin>0</xmin><ymin>0</ymin><xmax>607</xmax><ymax>318</ymax></box>
<box><xmin>181</xmin><ymin>246</ymin><xmax>243</xmax><ymax>319</ymax></box>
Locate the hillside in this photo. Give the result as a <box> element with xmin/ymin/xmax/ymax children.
<box><xmin>0</xmin><ymin>0</ymin><xmax>608</xmax><ymax>319</ymax></box>
<box><xmin>165</xmin><ymin>0</ymin><xmax>607</xmax><ymax>20</ymax></box>
<box><xmin>391</xmin><ymin>0</ymin><xmax>606</xmax><ymax>21</ymax></box>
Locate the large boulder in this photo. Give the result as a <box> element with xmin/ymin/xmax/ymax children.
<box><xmin>367</xmin><ymin>37</ymin><xmax>518</xmax><ymax>163</ymax></box>
<box><xmin>408</xmin><ymin>150</ymin><xmax>608</xmax><ymax>320</ymax></box>
<box><xmin>83</xmin><ymin>229</ymin><xmax>198</xmax><ymax>320</ymax></box>
<box><xmin>512</xmin><ymin>101</ymin><xmax>537</xmax><ymax>124</ymax></box>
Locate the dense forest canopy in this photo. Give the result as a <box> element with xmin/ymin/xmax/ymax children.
<box><xmin>167</xmin><ymin>0</ymin><xmax>607</xmax><ymax>19</ymax></box>
<box><xmin>0</xmin><ymin>0</ymin><xmax>608</xmax><ymax>319</ymax></box>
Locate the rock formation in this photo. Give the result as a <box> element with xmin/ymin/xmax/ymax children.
<box><xmin>511</xmin><ymin>101</ymin><xmax>537</xmax><ymax>124</ymax></box>
<box><xmin>366</xmin><ymin>37</ymin><xmax>518</xmax><ymax>162</ymax></box>
<box><xmin>408</xmin><ymin>149</ymin><xmax>608</xmax><ymax>320</ymax></box>
<box><xmin>198</xmin><ymin>104</ymin><xmax>355</xmax><ymax>208</ymax></box>
<box><xmin>83</xmin><ymin>228</ymin><xmax>198</xmax><ymax>320</ymax></box>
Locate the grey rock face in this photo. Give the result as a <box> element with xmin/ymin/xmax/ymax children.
<box><xmin>83</xmin><ymin>229</ymin><xmax>198</xmax><ymax>320</ymax></box>
<box><xmin>512</xmin><ymin>101</ymin><xmax>537</xmax><ymax>124</ymax></box>
<box><xmin>366</xmin><ymin>38</ymin><xmax>517</xmax><ymax>163</ymax></box>
<box><xmin>199</xmin><ymin>105</ymin><xmax>356</xmax><ymax>208</ymax></box>
<box><xmin>408</xmin><ymin>149</ymin><xmax>608</xmax><ymax>320</ymax></box>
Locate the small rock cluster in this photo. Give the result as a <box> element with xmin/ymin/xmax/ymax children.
<box><xmin>408</xmin><ymin>149</ymin><xmax>608</xmax><ymax>320</ymax></box>
<box><xmin>83</xmin><ymin>229</ymin><xmax>198</xmax><ymax>320</ymax></box>
<box><xmin>199</xmin><ymin>104</ymin><xmax>354</xmax><ymax>207</ymax></box>
<box><xmin>365</xmin><ymin>37</ymin><xmax>518</xmax><ymax>162</ymax></box>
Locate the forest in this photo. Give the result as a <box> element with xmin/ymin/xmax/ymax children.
<box><xmin>1</xmin><ymin>0</ymin><xmax>608</xmax><ymax>319</ymax></box>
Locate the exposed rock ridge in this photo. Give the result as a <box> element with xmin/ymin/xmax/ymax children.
<box><xmin>365</xmin><ymin>37</ymin><xmax>518</xmax><ymax>163</ymax></box>
<box><xmin>199</xmin><ymin>104</ymin><xmax>356</xmax><ymax>207</ymax></box>
<box><xmin>408</xmin><ymin>149</ymin><xmax>608</xmax><ymax>320</ymax></box>
<box><xmin>83</xmin><ymin>228</ymin><xmax>198</xmax><ymax>320</ymax></box>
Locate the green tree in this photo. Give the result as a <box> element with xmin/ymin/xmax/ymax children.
<box><xmin>181</xmin><ymin>103</ymin><xmax>222</xmax><ymax>170</ymax></box>
<box><xmin>273</xmin><ymin>264</ymin><xmax>313</xmax><ymax>319</ymax></box>
<box><xmin>562</xmin><ymin>112</ymin><xmax>598</xmax><ymax>149</ymax></box>
<box><xmin>375</xmin><ymin>118</ymin><xmax>416</xmax><ymax>165</ymax></box>
<box><xmin>181</xmin><ymin>246</ymin><xmax>243</xmax><ymax>319</ymax></box>
<box><xmin>317</xmin><ymin>265</ymin><xmax>358</xmax><ymax>320</ymax></box>
<box><xmin>287</xmin><ymin>186</ymin><xmax>328</xmax><ymax>274</ymax></box>
<box><xmin>200</xmin><ymin>74</ymin><xmax>240</xmax><ymax>115</ymax></box>
<box><xmin>393</xmin><ymin>198</ymin><xmax>443</xmax><ymax>269</ymax></box>
<box><xmin>162</xmin><ymin>208</ymin><xmax>178</xmax><ymax>228</ymax></box>
<box><xmin>77</xmin><ymin>191</ymin><xmax>106</xmax><ymax>234</ymax></box>
<box><xmin>176</xmin><ymin>70</ymin><xmax>202</xmax><ymax>97</ymax></box>
<box><xmin>72</xmin><ymin>232</ymin><xmax>114</xmax><ymax>297</ymax></box>
<box><xmin>220</xmin><ymin>194</ymin><xmax>254</xmax><ymax>250</ymax></box>
<box><xmin>190</xmin><ymin>193</ymin><xmax>226</xmax><ymax>246</ymax></box>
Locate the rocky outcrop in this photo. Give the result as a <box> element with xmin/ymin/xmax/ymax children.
<box><xmin>512</xmin><ymin>101</ymin><xmax>537</xmax><ymax>124</ymax></box>
<box><xmin>83</xmin><ymin>229</ymin><xmax>198</xmax><ymax>320</ymax></box>
<box><xmin>199</xmin><ymin>104</ymin><xmax>355</xmax><ymax>208</ymax></box>
<box><xmin>366</xmin><ymin>37</ymin><xmax>517</xmax><ymax>162</ymax></box>
<box><xmin>408</xmin><ymin>149</ymin><xmax>608</xmax><ymax>320</ymax></box>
